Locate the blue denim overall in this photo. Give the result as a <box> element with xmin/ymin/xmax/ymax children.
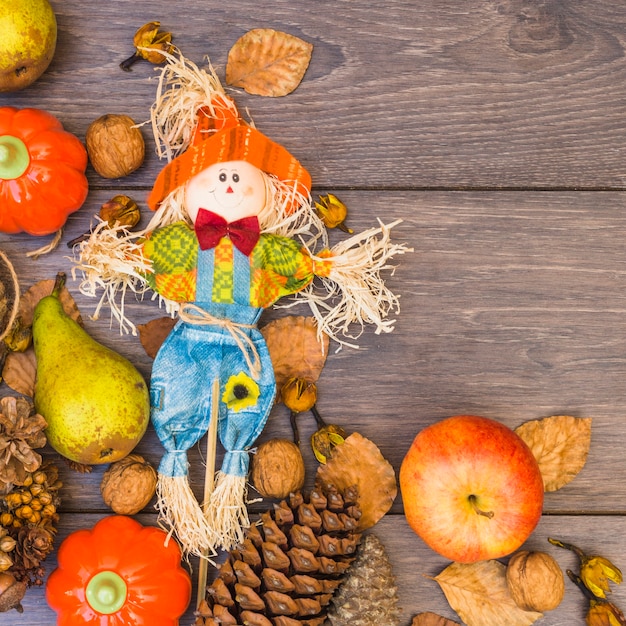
<box><xmin>150</xmin><ymin>243</ymin><xmax>276</xmax><ymax>483</ymax></box>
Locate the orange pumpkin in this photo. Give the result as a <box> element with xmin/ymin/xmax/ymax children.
<box><xmin>0</xmin><ymin>106</ymin><xmax>89</xmax><ymax>236</ymax></box>
<box><xmin>45</xmin><ymin>515</ymin><xmax>191</xmax><ymax>625</ymax></box>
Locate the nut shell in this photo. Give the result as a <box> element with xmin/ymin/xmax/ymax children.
<box><xmin>100</xmin><ymin>454</ymin><xmax>157</xmax><ymax>515</ymax></box>
<box><xmin>250</xmin><ymin>439</ymin><xmax>305</xmax><ymax>499</ymax></box>
<box><xmin>86</xmin><ymin>114</ymin><xmax>145</xmax><ymax>178</ymax></box>
<box><xmin>506</xmin><ymin>550</ymin><xmax>565</xmax><ymax>612</ymax></box>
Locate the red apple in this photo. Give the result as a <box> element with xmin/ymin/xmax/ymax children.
<box><xmin>399</xmin><ymin>415</ymin><xmax>544</xmax><ymax>563</ymax></box>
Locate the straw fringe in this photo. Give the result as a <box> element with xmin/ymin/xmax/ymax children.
<box><xmin>70</xmin><ymin>220</ymin><xmax>158</xmax><ymax>334</ymax></box>
<box><xmin>156</xmin><ymin>474</ymin><xmax>218</xmax><ymax>560</ymax></box>
<box><xmin>297</xmin><ymin>219</ymin><xmax>413</xmax><ymax>347</ymax></box>
<box><xmin>206</xmin><ymin>471</ymin><xmax>250</xmax><ymax>552</ymax></box>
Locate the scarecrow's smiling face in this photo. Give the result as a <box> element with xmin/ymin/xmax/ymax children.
<box><xmin>185</xmin><ymin>160</ymin><xmax>267</xmax><ymax>224</ymax></box>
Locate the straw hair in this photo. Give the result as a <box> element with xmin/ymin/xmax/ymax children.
<box><xmin>289</xmin><ymin>219</ymin><xmax>412</xmax><ymax>347</ymax></box>
<box><xmin>146</xmin><ymin>50</ymin><xmax>311</xmax><ymax>213</ymax></box>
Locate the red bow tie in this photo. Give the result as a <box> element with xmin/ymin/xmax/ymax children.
<box><xmin>194</xmin><ymin>209</ymin><xmax>260</xmax><ymax>256</ymax></box>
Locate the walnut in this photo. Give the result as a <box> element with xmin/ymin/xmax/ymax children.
<box><xmin>506</xmin><ymin>550</ymin><xmax>565</xmax><ymax>612</ymax></box>
<box><xmin>100</xmin><ymin>454</ymin><xmax>157</xmax><ymax>515</ymax></box>
<box><xmin>250</xmin><ymin>439</ymin><xmax>305</xmax><ymax>499</ymax></box>
<box><xmin>85</xmin><ymin>114</ymin><xmax>145</xmax><ymax>178</ymax></box>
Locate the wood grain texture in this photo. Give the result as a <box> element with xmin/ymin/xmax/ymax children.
<box><xmin>1</xmin><ymin>0</ymin><xmax>626</xmax><ymax>624</ymax></box>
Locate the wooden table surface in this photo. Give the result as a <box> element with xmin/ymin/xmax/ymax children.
<box><xmin>2</xmin><ymin>1</ymin><xmax>626</xmax><ymax>624</ymax></box>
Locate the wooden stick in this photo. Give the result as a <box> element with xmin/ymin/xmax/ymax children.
<box><xmin>196</xmin><ymin>377</ymin><xmax>220</xmax><ymax>608</ymax></box>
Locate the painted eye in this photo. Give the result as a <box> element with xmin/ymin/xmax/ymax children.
<box><xmin>232</xmin><ymin>173</ymin><xmax>240</xmax><ymax>183</ymax></box>
<box><xmin>219</xmin><ymin>173</ymin><xmax>227</xmax><ymax>182</ymax></box>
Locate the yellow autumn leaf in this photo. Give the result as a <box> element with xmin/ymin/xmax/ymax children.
<box><xmin>226</xmin><ymin>28</ymin><xmax>313</xmax><ymax>97</ymax></box>
<box><xmin>434</xmin><ymin>560</ymin><xmax>543</xmax><ymax>626</ymax></box>
<box><xmin>515</xmin><ymin>415</ymin><xmax>592</xmax><ymax>492</ymax></box>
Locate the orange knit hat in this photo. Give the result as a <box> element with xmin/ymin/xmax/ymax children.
<box><xmin>147</xmin><ymin>97</ymin><xmax>312</xmax><ymax>212</ymax></box>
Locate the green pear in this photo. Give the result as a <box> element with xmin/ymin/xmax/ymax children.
<box><xmin>33</xmin><ymin>273</ymin><xmax>150</xmax><ymax>465</ymax></box>
<box><xmin>0</xmin><ymin>0</ymin><xmax>57</xmax><ymax>92</ymax></box>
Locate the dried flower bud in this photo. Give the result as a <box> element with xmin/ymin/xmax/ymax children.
<box><xmin>582</xmin><ymin>556</ymin><xmax>624</xmax><ymax>600</ymax></box>
<box><xmin>0</xmin><ymin>537</ymin><xmax>15</xmax><ymax>553</ymax></box>
<box><xmin>311</xmin><ymin>424</ymin><xmax>347</xmax><ymax>464</ymax></box>
<box><xmin>99</xmin><ymin>195</ymin><xmax>141</xmax><ymax>229</ymax></box>
<box><xmin>315</xmin><ymin>194</ymin><xmax>353</xmax><ymax>233</ymax></box>
<box><xmin>0</xmin><ymin>554</ymin><xmax>12</xmax><ymax>572</ymax></box>
<box><xmin>549</xmin><ymin>538</ymin><xmax>623</xmax><ymax>599</ymax></box>
<box><xmin>120</xmin><ymin>22</ymin><xmax>174</xmax><ymax>71</ymax></box>
<box><xmin>3</xmin><ymin>317</ymin><xmax>31</xmax><ymax>352</ymax></box>
<box><xmin>281</xmin><ymin>377</ymin><xmax>317</xmax><ymax>414</ymax></box>
<box><xmin>586</xmin><ymin>598</ymin><xmax>626</xmax><ymax>626</ymax></box>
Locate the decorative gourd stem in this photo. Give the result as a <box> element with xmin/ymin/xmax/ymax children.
<box><xmin>0</xmin><ymin>136</ymin><xmax>30</xmax><ymax>180</ymax></box>
<box><xmin>85</xmin><ymin>571</ymin><xmax>128</xmax><ymax>615</ymax></box>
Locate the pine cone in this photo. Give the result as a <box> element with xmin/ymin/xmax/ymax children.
<box><xmin>0</xmin><ymin>462</ymin><xmax>62</xmax><ymax>587</ymax></box>
<box><xmin>197</xmin><ymin>484</ymin><xmax>362</xmax><ymax>626</ymax></box>
<box><xmin>14</xmin><ymin>525</ymin><xmax>55</xmax><ymax>572</ymax></box>
<box><xmin>326</xmin><ymin>533</ymin><xmax>400</xmax><ymax>626</ymax></box>
<box><xmin>0</xmin><ymin>398</ymin><xmax>47</xmax><ymax>495</ymax></box>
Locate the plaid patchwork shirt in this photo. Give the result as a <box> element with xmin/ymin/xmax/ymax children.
<box><xmin>142</xmin><ymin>221</ymin><xmax>329</xmax><ymax>307</ymax></box>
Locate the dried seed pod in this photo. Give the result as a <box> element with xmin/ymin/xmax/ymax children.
<box><xmin>98</xmin><ymin>195</ymin><xmax>141</xmax><ymax>229</ymax></box>
<box><xmin>100</xmin><ymin>454</ymin><xmax>157</xmax><ymax>515</ymax></box>
<box><xmin>506</xmin><ymin>550</ymin><xmax>565</xmax><ymax>612</ymax></box>
<box><xmin>85</xmin><ymin>114</ymin><xmax>145</xmax><ymax>178</ymax></box>
<box><xmin>250</xmin><ymin>439</ymin><xmax>305</xmax><ymax>499</ymax></box>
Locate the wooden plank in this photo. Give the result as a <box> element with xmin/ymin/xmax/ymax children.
<box><xmin>7</xmin><ymin>513</ymin><xmax>626</xmax><ymax>625</ymax></box>
<box><xmin>2</xmin><ymin>0</ymin><xmax>626</xmax><ymax>623</ymax></box>
<box><xmin>4</xmin><ymin>189</ymin><xmax>625</xmax><ymax>511</ymax></box>
<box><xmin>2</xmin><ymin>1</ymin><xmax>626</xmax><ymax>189</ymax></box>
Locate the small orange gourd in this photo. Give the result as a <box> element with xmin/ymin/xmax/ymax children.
<box><xmin>0</xmin><ymin>106</ymin><xmax>89</xmax><ymax>236</ymax></box>
<box><xmin>45</xmin><ymin>515</ymin><xmax>191</xmax><ymax>625</ymax></box>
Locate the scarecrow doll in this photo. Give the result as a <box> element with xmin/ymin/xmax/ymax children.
<box><xmin>76</xmin><ymin>52</ymin><xmax>408</xmax><ymax>558</ymax></box>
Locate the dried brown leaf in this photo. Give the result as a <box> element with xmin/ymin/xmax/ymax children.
<box><xmin>261</xmin><ymin>316</ymin><xmax>329</xmax><ymax>394</ymax></box>
<box><xmin>412</xmin><ymin>613</ymin><xmax>460</xmax><ymax>626</ymax></box>
<box><xmin>137</xmin><ymin>316</ymin><xmax>177</xmax><ymax>359</ymax></box>
<box><xmin>2</xmin><ymin>349</ymin><xmax>37</xmax><ymax>397</ymax></box>
<box><xmin>18</xmin><ymin>278</ymin><xmax>81</xmax><ymax>326</ymax></box>
<box><xmin>226</xmin><ymin>28</ymin><xmax>313</xmax><ymax>97</ymax></box>
<box><xmin>515</xmin><ymin>415</ymin><xmax>592</xmax><ymax>492</ymax></box>
<box><xmin>434</xmin><ymin>561</ymin><xmax>543</xmax><ymax>626</ymax></box>
<box><xmin>316</xmin><ymin>432</ymin><xmax>396</xmax><ymax>530</ymax></box>
<box><xmin>2</xmin><ymin>278</ymin><xmax>82</xmax><ymax>397</ymax></box>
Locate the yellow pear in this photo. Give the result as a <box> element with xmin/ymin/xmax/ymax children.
<box><xmin>0</xmin><ymin>0</ymin><xmax>57</xmax><ymax>92</ymax></box>
<box><xmin>33</xmin><ymin>274</ymin><xmax>150</xmax><ymax>465</ymax></box>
